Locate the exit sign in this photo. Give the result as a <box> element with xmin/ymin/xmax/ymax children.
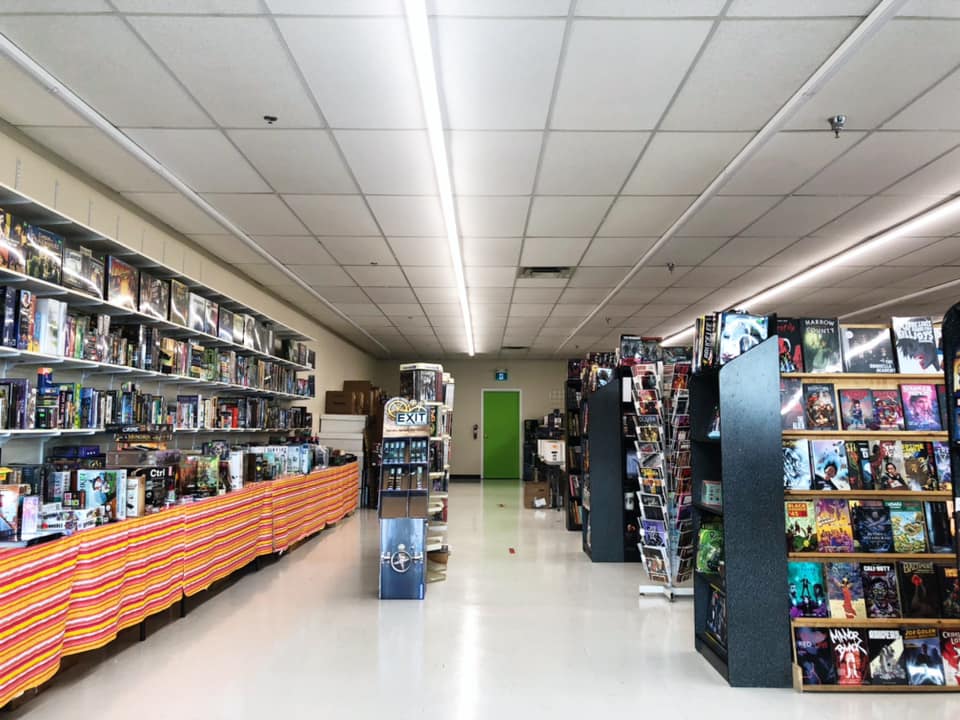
<box><xmin>494</xmin><ymin>369</ymin><xmax>508</xmax><ymax>381</ymax></box>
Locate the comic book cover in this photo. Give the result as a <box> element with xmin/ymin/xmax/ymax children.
<box><xmin>903</xmin><ymin>627</ymin><xmax>945</xmax><ymax>686</ymax></box>
<box><xmin>706</xmin><ymin>585</ymin><xmax>727</xmax><ymax>647</ymax></box>
<box><xmin>868</xmin><ymin>628</ymin><xmax>907</xmax><ymax>685</ymax></box>
<box><xmin>825</xmin><ymin>562</ymin><xmax>866</xmax><ymax>620</ymax></box>
<box><xmin>777</xmin><ymin>316</ymin><xmax>804</xmax><ymax>372</ymax></box>
<box><xmin>898</xmin><ymin>561</ymin><xmax>941</xmax><ymax>619</ymax></box>
<box><xmin>780</xmin><ymin>377</ymin><xmax>805</xmax><ymax>430</ymax></box>
<box><xmin>812</xmin><ymin>439</ymin><xmax>850</xmax><ymax>491</ymax></box>
<box><xmin>695</xmin><ymin>523</ymin><xmax>723</xmax><ymax>573</ymax></box>
<box><xmin>829</xmin><ymin>627</ymin><xmax>870</xmax><ymax>685</ymax></box>
<box><xmin>902</xmin><ymin>441</ymin><xmax>937</xmax><ymax>491</ymax></box>
<box><xmin>717</xmin><ymin>312</ymin><xmax>767</xmax><ymax>365</ymax></box>
<box><xmin>924</xmin><ymin>501</ymin><xmax>954</xmax><ymax>554</ymax></box>
<box><xmin>25</xmin><ymin>226</ymin><xmax>63</xmax><ymax>284</ymax></box>
<box><xmin>862</xmin><ymin>563</ymin><xmax>902</xmax><ymax>619</ymax></box>
<box><xmin>188</xmin><ymin>293</ymin><xmax>206</xmax><ymax>332</ymax></box>
<box><xmin>788</xmin><ymin>561</ymin><xmax>829</xmax><ymax>618</ymax></box>
<box><xmin>138</xmin><ymin>272</ymin><xmax>170</xmax><ymax>321</ymax></box>
<box><xmin>840</xmin><ymin>325</ymin><xmax>896</xmax><ymax>374</ymax></box>
<box><xmin>886</xmin><ymin>500</ymin><xmax>928</xmax><ymax>553</ymax></box>
<box><xmin>941</xmin><ymin>629</ymin><xmax>960</xmax><ymax>685</ymax></box>
<box><xmin>783</xmin><ymin>439</ymin><xmax>812</xmax><ymax>490</ymax></box>
<box><xmin>933</xmin><ymin>441</ymin><xmax>952</xmax><ymax>493</ymax></box>
<box><xmin>169</xmin><ymin>278</ymin><xmax>190</xmax><ymax>327</ymax></box>
<box><xmin>0</xmin><ymin>211</ymin><xmax>27</xmax><ymax>273</ymax></box>
<box><xmin>785</xmin><ymin>500</ymin><xmax>817</xmax><ymax>553</ymax></box>
<box><xmin>795</xmin><ymin>627</ymin><xmax>837</xmax><ymax>685</ymax></box>
<box><xmin>900</xmin><ymin>383</ymin><xmax>942</xmax><ymax>431</ymax></box>
<box><xmin>891</xmin><ymin>316</ymin><xmax>941</xmax><ymax>374</ymax></box>
<box><xmin>803</xmin><ymin>383</ymin><xmax>838</xmax><ymax>430</ymax></box>
<box><xmin>106</xmin><ymin>256</ymin><xmax>138</xmax><ymax>311</ymax></box>
<box><xmin>845</xmin><ymin>440</ymin><xmax>873</xmax><ymax>490</ymax></box>
<box><xmin>938</xmin><ymin>565</ymin><xmax>960</xmax><ymax>620</ymax></box>
<box><xmin>873</xmin><ymin>440</ymin><xmax>908</xmax><ymax>490</ymax></box>
<box><xmin>816</xmin><ymin>498</ymin><xmax>854</xmax><ymax>552</ymax></box>
<box><xmin>838</xmin><ymin>388</ymin><xmax>875</xmax><ymax>430</ymax></box>
<box><xmin>802</xmin><ymin>317</ymin><xmax>842</xmax><ymax>373</ymax></box>
<box><xmin>872</xmin><ymin>388</ymin><xmax>905</xmax><ymax>430</ymax></box>
<box><xmin>218</xmin><ymin>307</ymin><xmax>235</xmax><ymax>342</ymax></box>
<box><xmin>619</xmin><ymin>334</ymin><xmax>661</xmax><ymax>365</ymax></box>
<box><xmin>851</xmin><ymin>500</ymin><xmax>894</xmax><ymax>553</ymax></box>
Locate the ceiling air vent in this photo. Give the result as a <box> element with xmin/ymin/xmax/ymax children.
<box><xmin>517</xmin><ymin>266</ymin><xmax>574</xmax><ymax>280</ymax></box>
<box><xmin>501</xmin><ymin>346</ymin><xmax>529</xmax><ymax>351</ymax></box>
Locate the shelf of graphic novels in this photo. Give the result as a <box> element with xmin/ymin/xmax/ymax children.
<box><xmin>777</xmin><ymin>314</ymin><xmax>959</xmax><ymax>691</ymax></box>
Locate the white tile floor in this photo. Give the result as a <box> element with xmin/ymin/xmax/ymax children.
<box><xmin>10</xmin><ymin>480</ymin><xmax>956</xmax><ymax>718</ymax></box>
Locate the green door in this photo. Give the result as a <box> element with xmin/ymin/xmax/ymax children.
<box><xmin>482</xmin><ymin>390</ymin><xmax>520</xmax><ymax>479</ymax></box>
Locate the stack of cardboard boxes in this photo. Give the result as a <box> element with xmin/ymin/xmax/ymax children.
<box><xmin>323</xmin><ymin>380</ymin><xmax>383</xmax><ymax>416</ymax></box>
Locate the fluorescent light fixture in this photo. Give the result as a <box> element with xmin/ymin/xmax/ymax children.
<box><xmin>404</xmin><ymin>0</ymin><xmax>476</xmax><ymax>357</ymax></box>
<box><xmin>0</xmin><ymin>33</ymin><xmax>388</xmax><ymax>354</ymax></box>
<box><xmin>661</xmin><ymin>326</ymin><xmax>695</xmax><ymax>346</ymax></box>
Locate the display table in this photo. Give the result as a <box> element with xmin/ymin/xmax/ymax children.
<box><xmin>0</xmin><ymin>463</ymin><xmax>359</xmax><ymax>709</ymax></box>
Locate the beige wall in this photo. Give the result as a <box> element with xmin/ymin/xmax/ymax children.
<box><xmin>0</xmin><ymin>126</ymin><xmax>377</xmax><ymax>432</ymax></box>
<box><xmin>377</xmin><ymin>358</ymin><xmax>567</xmax><ymax>477</ymax></box>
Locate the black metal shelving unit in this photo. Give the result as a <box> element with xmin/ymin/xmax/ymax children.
<box><xmin>691</xmin><ymin>337</ymin><xmax>791</xmax><ymax>687</ymax></box>
<box><xmin>581</xmin><ymin>380</ymin><xmax>625</xmax><ymax>562</ymax></box>
<box><xmin>942</xmin><ymin>303</ymin><xmax>960</xmax><ymax>519</ymax></box>
<box><xmin>564</xmin><ymin>371</ymin><xmax>583</xmax><ymax>531</ymax></box>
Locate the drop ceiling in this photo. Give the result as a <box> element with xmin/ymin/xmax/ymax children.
<box><xmin>0</xmin><ymin>0</ymin><xmax>959</xmax><ymax>359</ymax></box>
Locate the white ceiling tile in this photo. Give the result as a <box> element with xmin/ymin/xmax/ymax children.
<box><xmin>575</xmin><ymin>0</ymin><xmax>726</xmax><ymax>15</ymax></box>
<box><xmin>800</xmin><ymin>132</ymin><xmax>960</xmax><ymax>195</ymax></box>
<box><xmin>387</xmin><ymin>237</ymin><xmax>451</xmax><ymax>267</ymax></box>
<box><xmin>332</xmin><ymin>303</ymin><xmax>385</xmax><ymax>317</ymax></box>
<box><xmin>553</xmin><ymin>19</ymin><xmax>711</xmax><ymax>130</ymax></box>
<box><xmin>458</xmin><ymin>197</ymin><xmax>529</xmax><ymax>237</ymax></box>
<box><xmin>676</xmin><ymin>195</ymin><xmax>782</xmax><ymax>236</ymax></box>
<box><xmin>251</xmin><ymin>236</ymin><xmax>335</xmax><ymax>265</ymax></box>
<box><xmin>364</xmin><ymin>287</ymin><xmax>417</xmax><ymax>304</ymax></box>
<box><xmin>884</xmin><ymin>237</ymin><xmax>960</xmax><ymax>266</ymax></box>
<box><xmin>335</xmin><ymin>130</ymin><xmax>436</xmax><ymax>195</ymax></box>
<box><xmin>638</xmin><ymin>302</ymin><xmax>692</xmax><ymax>316</ymax></box>
<box><xmin>789</xmin><ymin>20</ymin><xmax>960</xmax><ymax>130</ymax></box>
<box><xmin>421</xmin><ymin>303</ymin><xmax>462</xmax><ymax>316</ymax></box>
<box><xmin>609</xmin><ymin>286</ymin><xmax>663</xmax><ymax>304</ymax></box>
<box><xmin>579</xmin><ymin>237</ymin><xmax>657</xmax><ymax>266</ymax></box>
<box><xmin>886</xmin><ymin>66</ymin><xmax>960</xmax><ymax>130</ymax></box>
<box><xmin>227</xmin><ymin>130</ymin><xmax>354</xmax><ymax>194</ymax></box>
<box><xmin>644</xmin><ymin>237</ymin><xmax>728</xmax><ymax>266</ymax></box>
<box><xmin>527</xmin><ymin>196</ymin><xmax>611</xmax><ymax>237</ymax></box>
<box><xmin>721</xmin><ymin>130</ymin><xmax>867</xmax><ymax>195</ymax></box>
<box><xmin>320</xmin><ymin>236</ymin><xmax>397</xmax><ymax>266</ymax></box>
<box><xmin>559</xmin><ymin>287</ymin><xmax>609</xmax><ymax>303</ymax></box>
<box><xmin>268</xmin><ymin>1</ymin><xmax>402</xmax><ymax>15</ymax></box>
<box><xmin>130</xmin><ymin>17</ymin><xmax>320</xmax><ymax>128</ymax></box>
<box><xmin>428</xmin><ymin>0</ymin><xmax>568</xmax><ymax>15</ymax></box>
<box><xmin>568</xmin><ymin>267</ymin><xmax>627</xmax><ymax>287</ymax></box>
<box><xmin>202</xmin><ymin>193</ymin><xmax>308</xmax><ymax>235</ymax></box>
<box><xmin>284</xmin><ymin>194</ymin><xmax>380</xmax><ymax>235</ymax></box>
<box><xmin>0</xmin><ymin>16</ymin><xmax>209</xmax><ymax>128</ymax></box>
<box><xmin>0</xmin><ymin>57</ymin><xmax>86</xmax><ymax>126</ymax></box>
<box><xmin>598</xmin><ymin>196</ymin><xmax>694</xmax><ymax>236</ymax></box>
<box><xmin>625</xmin><ymin>132</ymin><xmax>752</xmax><ymax>195</ymax></box>
<box><xmin>381</xmin><ymin>304</ymin><xmax>426</xmax><ymax>316</ymax></box>
<box><xmin>663</xmin><ymin>19</ymin><xmax>856</xmax><ymax>130</ymax></box>
<box><xmin>417</xmin><ymin>286</ymin><xmax>461</xmax><ymax>303</ymax></box>
<box><xmin>449</xmin><ymin>131</ymin><xmax>542</xmax><ymax>195</ymax></box>
<box><xmin>462</xmin><ymin>237</ymin><xmax>522</xmax><ymax>265</ymax></box>
<box><xmin>466</xmin><ymin>266</ymin><xmax>517</xmax><ymax>288</ymax></box>
<box><xmin>814</xmin><ymin>194</ymin><xmax>949</xmax><ymax>239</ymax></box>
<box><xmin>232</xmin><ymin>262</ymin><xmax>291</xmax><ymax>287</ymax></box>
<box><xmin>549</xmin><ymin>304</ymin><xmax>595</xmax><ymax>318</ymax></box>
<box><xmin>509</xmin><ymin>304</ymin><xmax>554</xmax><ymax>318</ymax></box>
<box><xmin>0</xmin><ymin>0</ymin><xmax>109</xmax><ymax>10</ymax></box>
<box><xmin>762</xmin><ymin>237</ymin><xmax>863</xmax><ymax>268</ymax></box>
<box><xmin>353</xmin><ymin>314</ymin><xmax>397</xmax><ymax>328</ymax></box>
<box><xmin>672</xmin><ymin>265</ymin><xmax>746</xmax><ymax>288</ymax></box>
<box><xmin>520</xmin><ymin>237</ymin><xmax>589</xmax><ymax>266</ymax></box>
<box><xmin>537</xmin><ymin>132</ymin><xmax>649</xmax><ymax>194</ymax></box>
<box><xmin>123</xmin><ymin>192</ymin><xmax>225</xmax><ymax>234</ymax></box>
<box><xmin>403</xmin><ymin>266</ymin><xmax>456</xmax><ymax>288</ymax></box>
<box><xmin>899</xmin><ymin>1</ymin><xmax>960</xmax><ymax>17</ymax></box>
<box><xmin>727</xmin><ymin>0</ymin><xmax>875</xmax><ymax>15</ymax></box>
<box><xmin>277</xmin><ymin>17</ymin><xmax>422</xmax><ymax>128</ymax></box>
<box><xmin>469</xmin><ymin>287</ymin><xmax>514</xmax><ymax>303</ymax></box>
<box><xmin>831</xmin><ymin>236</ymin><xmax>942</xmax><ymax>267</ymax></box>
<box><xmin>367</xmin><ymin>196</ymin><xmax>444</xmax><ymax>236</ymax></box>
<box><xmin>436</xmin><ymin>18</ymin><xmax>565</xmax><ymax>130</ymax></box>
<box><xmin>287</xmin><ymin>264</ymin><xmax>356</xmax><ymax>287</ymax></box>
<box><xmin>21</xmin><ymin>127</ymin><xmax>171</xmax><ymax>193</ymax></box>
<box><xmin>628</xmin><ymin>266</ymin><xmax>695</xmax><ymax>288</ymax></box>
<box><xmin>701</xmin><ymin>237</ymin><xmax>796</xmax><ymax>266</ymax></box>
<box><xmin>883</xmin><ymin>145</ymin><xmax>960</xmax><ymax>196</ymax></box>
<box><xmin>511</xmin><ymin>287</ymin><xmax>563</xmax><ymax>303</ymax></box>
<box><xmin>514</xmin><ymin>276</ymin><xmax>570</xmax><ymax>288</ymax></box>
<box><xmin>741</xmin><ymin>195</ymin><xmax>866</xmax><ymax>237</ymax></box>
<box><xmin>115</xmin><ymin>0</ymin><xmax>262</xmax><ymax>10</ymax></box>
<box><xmin>345</xmin><ymin>265</ymin><xmax>408</xmax><ymax>287</ymax></box>
<box><xmin>473</xmin><ymin>304</ymin><xmax>509</xmax><ymax>318</ymax></box>
<box><xmin>189</xmin><ymin>235</ymin><xmax>263</xmax><ymax>264</ymax></box>
<box><xmin>126</xmin><ymin>129</ymin><xmax>269</xmax><ymax>192</ymax></box>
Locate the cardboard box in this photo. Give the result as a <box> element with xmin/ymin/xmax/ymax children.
<box><xmin>342</xmin><ymin>380</ymin><xmax>373</xmax><ymax>394</ymax></box>
<box><xmin>523</xmin><ymin>481</ymin><xmax>551</xmax><ymax>509</ymax></box>
<box><xmin>325</xmin><ymin>390</ymin><xmax>358</xmax><ymax>414</ymax></box>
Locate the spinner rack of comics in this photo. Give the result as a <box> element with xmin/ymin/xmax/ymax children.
<box><xmin>665</xmin><ymin>359</ymin><xmax>696</xmax><ymax>597</ymax></box>
<box><xmin>629</xmin><ymin>361</ymin><xmax>668</xmax><ymax>576</ymax></box>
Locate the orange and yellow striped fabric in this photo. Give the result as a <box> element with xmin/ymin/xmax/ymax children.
<box><xmin>0</xmin><ymin>463</ymin><xmax>359</xmax><ymax>709</ymax></box>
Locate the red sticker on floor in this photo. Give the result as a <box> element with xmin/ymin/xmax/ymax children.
<box><xmin>508</xmin><ymin>547</ymin><xmax>516</xmax><ymax>554</ymax></box>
